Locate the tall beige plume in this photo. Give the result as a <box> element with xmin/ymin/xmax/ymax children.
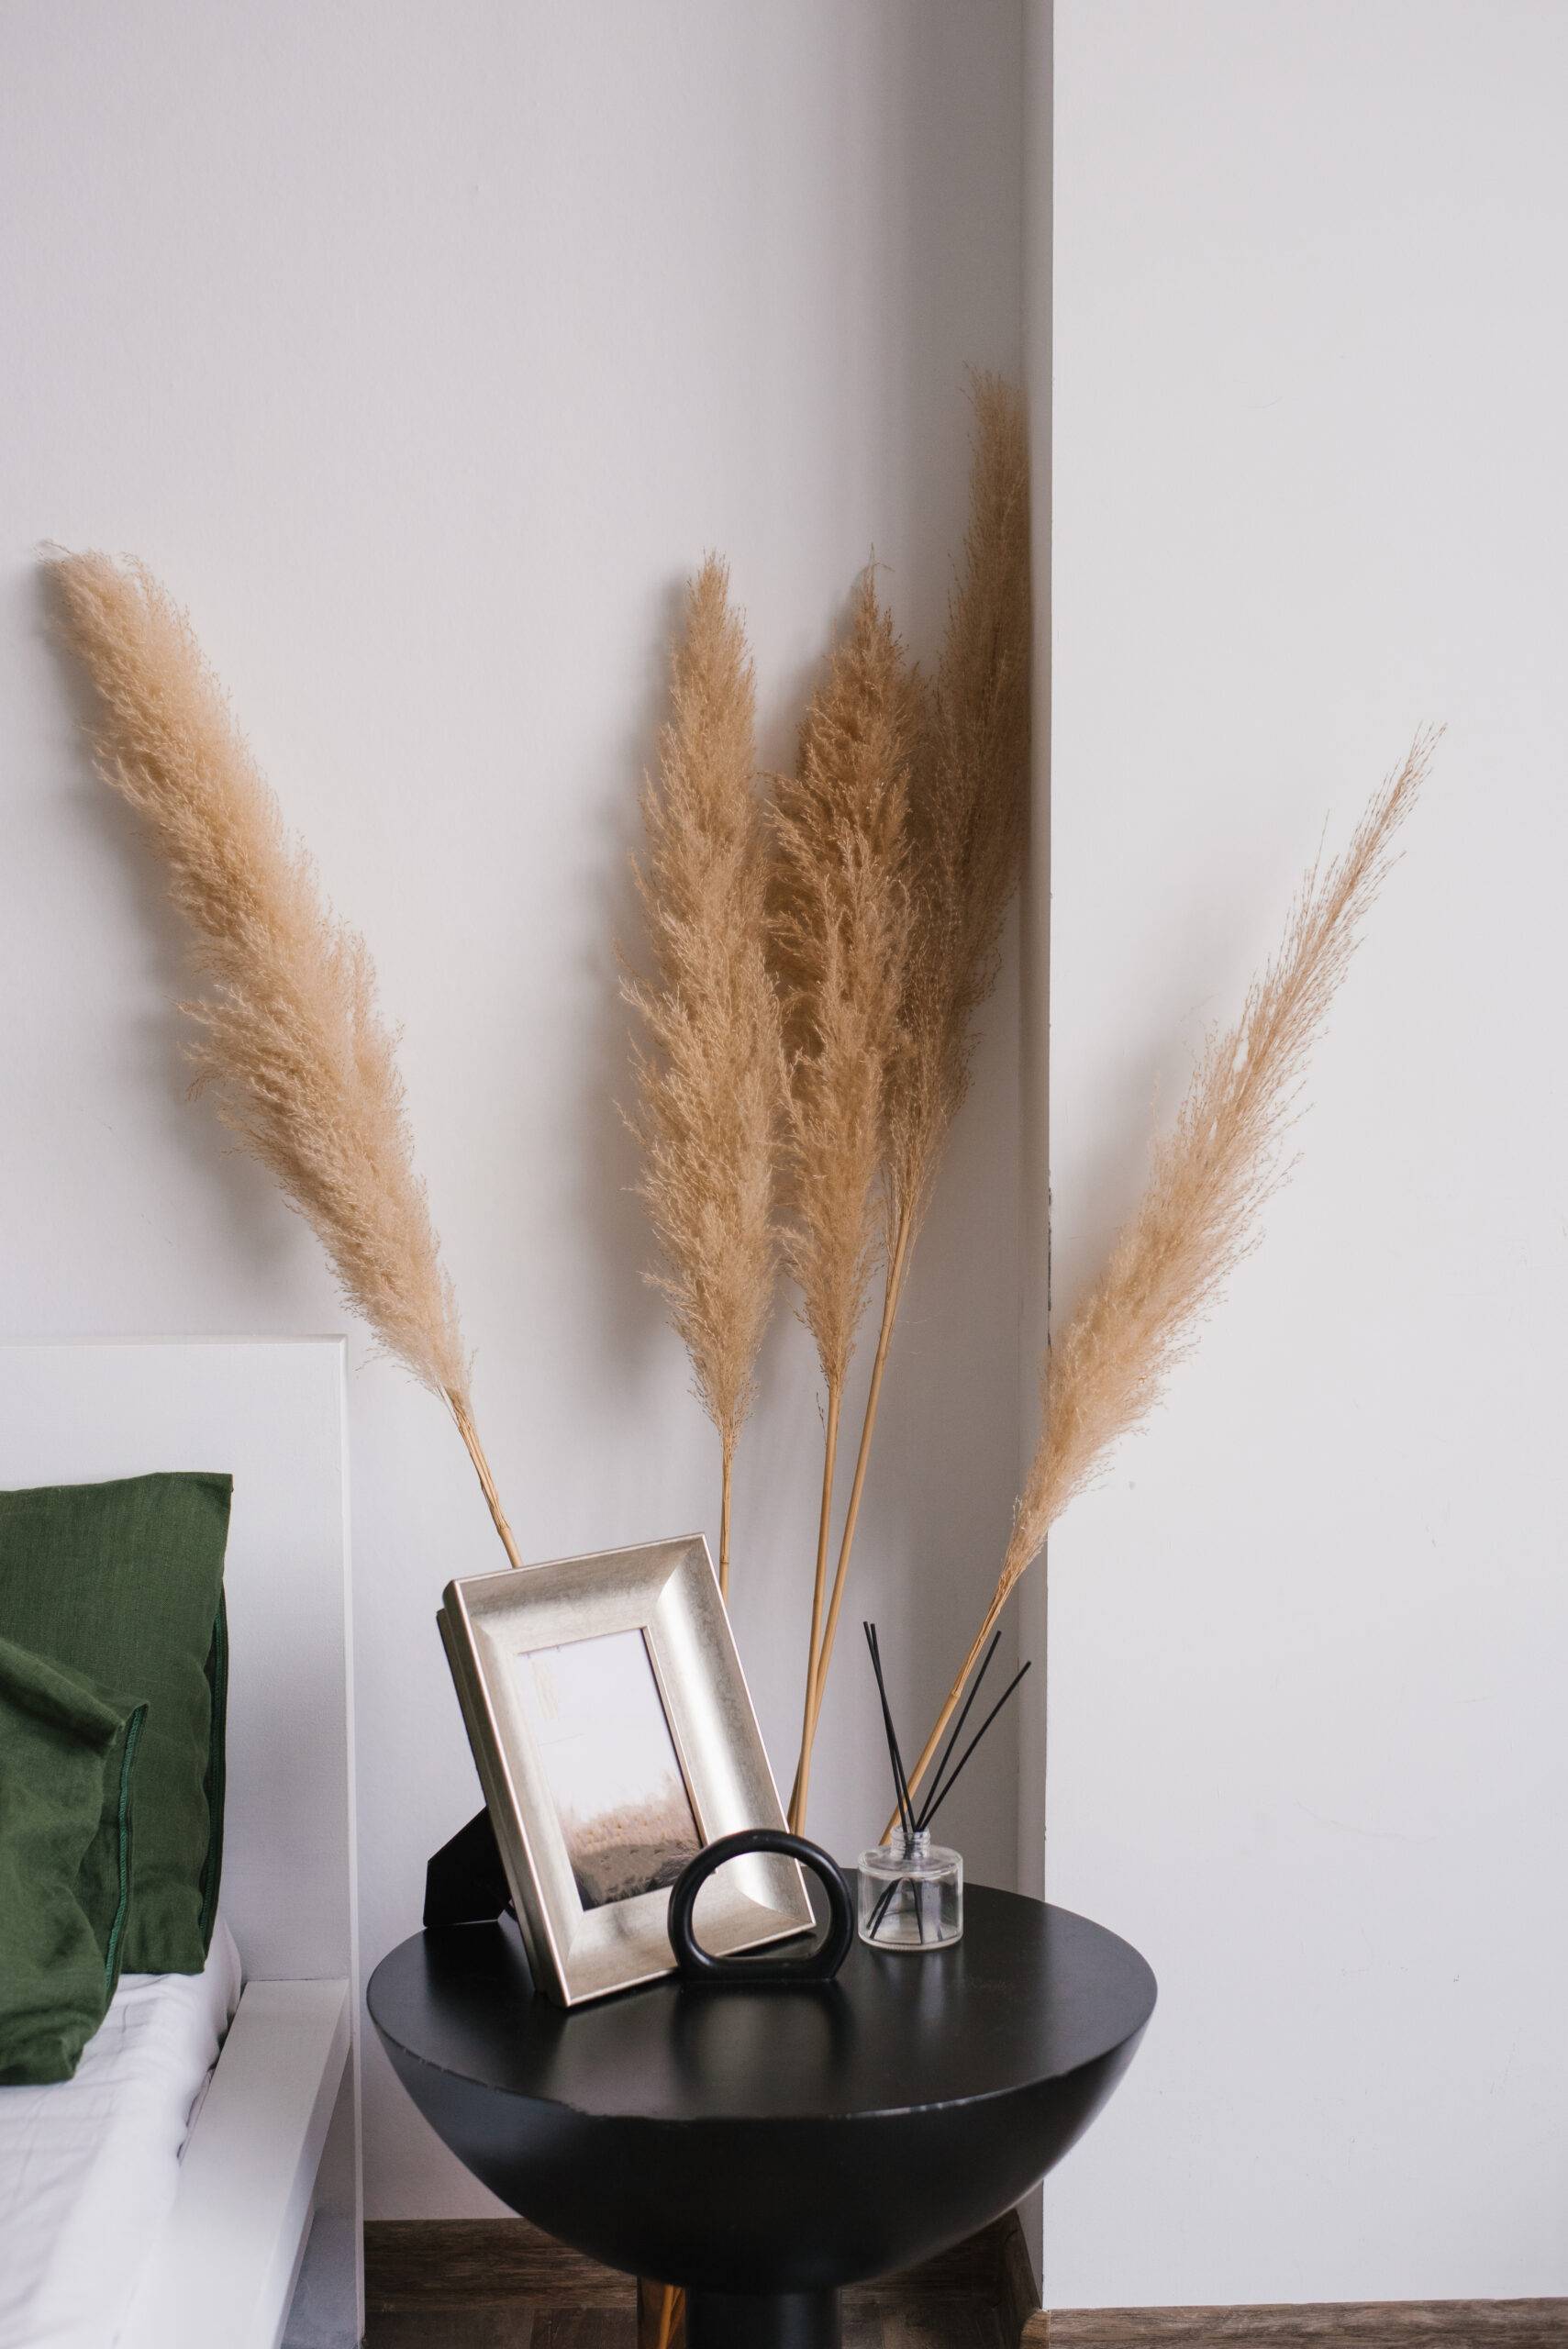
<box><xmin>897</xmin><ymin>730</ymin><xmax>1439</xmax><ymax>1817</ymax></box>
<box><xmin>626</xmin><ymin>557</ymin><xmax>784</xmax><ymax>1596</ymax></box>
<box><xmin>51</xmin><ymin>551</ymin><xmax>522</xmax><ymax>1570</ymax></box>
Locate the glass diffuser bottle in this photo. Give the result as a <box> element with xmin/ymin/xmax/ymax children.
<box><xmin>857</xmin><ymin>1824</ymin><xmax>962</xmax><ymax>1950</ymax></box>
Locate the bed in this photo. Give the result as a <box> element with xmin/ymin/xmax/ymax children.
<box><xmin>0</xmin><ymin>1341</ymin><xmax>361</xmax><ymax>2349</ymax></box>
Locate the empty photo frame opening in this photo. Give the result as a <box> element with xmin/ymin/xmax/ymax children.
<box><xmin>513</xmin><ymin>1627</ymin><xmax>701</xmax><ymax>1910</ymax></box>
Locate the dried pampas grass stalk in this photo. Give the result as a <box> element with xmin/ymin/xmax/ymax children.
<box><xmin>51</xmin><ymin>551</ymin><xmax>522</xmax><ymax>1571</ymax></box>
<box><xmin>625</xmin><ymin>558</ymin><xmax>784</xmax><ymax>1596</ymax></box>
<box><xmin>772</xmin><ymin>569</ymin><xmax>917</xmax><ymax>1830</ymax></box>
<box><xmin>799</xmin><ymin>377</ymin><xmax>1031</xmax><ymax>1781</ymax></box>
<box><xmin>895</xmin><ymin>730</ymin><xmax>1438</xmax><ymax>1824</ymax></box>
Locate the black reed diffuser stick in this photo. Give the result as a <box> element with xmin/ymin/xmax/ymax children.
<box><xmin>862</xmin><ymin>1622</ymin><xmax>1032</xmax><ymax>1943</ymax></box>
<box><xmin>866</xmin><ymin>1622</ymin><xmax>915</xmax><ymax>1838</ymax></box>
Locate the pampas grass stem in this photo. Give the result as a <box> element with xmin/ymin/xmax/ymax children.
<box><xmin>447</xmin><ymin>1391</ymin><xmax>524</xmax><ymax>1571</ymax></box>
<box><xmin>652</xmin><ymin>2287</ymin><xmax>682</xmax><ymax>2349</ymax></box>
<box><xmin>798</xmin><ymin>1209</ymin><xmax>912</xmax><ymax>1757</ymax></box>
<box><xmin>789</xmin><ymin>1389</ymin><xmax>841</xmax><ymax>1832</ymax></box>
<box><xmin>894</xmin><ymin>732</ymin><xmax>1437</xmax><ymax>1826</ymax></box>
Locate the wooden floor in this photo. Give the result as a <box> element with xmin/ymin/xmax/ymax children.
<box><xmin>364</xmin><ymin>2218</ymin><xmax>1568</xmax><ymax>2347</ymax></box>
<box><xmin>365</xmin><ymin>2216</ymin><xmax>1029</xmax><ymax>2347</ymax></box>
<box><xmin>367</xmin><ymin>2308</ymin><xmax>1006</xmax><ymax>2347</ymax></box>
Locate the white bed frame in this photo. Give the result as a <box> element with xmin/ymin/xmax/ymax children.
<box><xmin>0</xmin><ymin>1340</ymin><xmax>362</xmax><ymax>2349</ymax></box>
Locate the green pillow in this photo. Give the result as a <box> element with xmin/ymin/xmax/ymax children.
<box><xmin>0</xmin><ymin>1473</ymin><xmax>231</xmax><ymax>1974</ymax></box>
<box><xmin>0</xmin><ymin>1633</ymin><xmax>146</xmax><ymax>2083</ymax></box>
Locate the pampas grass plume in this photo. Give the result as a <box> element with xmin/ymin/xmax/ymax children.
<box><xmin>51</xmin><ymin>551</ymin><xmax>522</xmax><ymax>1569</ymax></box>
<box><xmin>899</xmin><ymin>729</ymin><xmax>1439</xmax><ymax>1812</ymax></box>
<box><xmin>772</xmin><ymin>568</ymin><xmax>917</xmax><ymax>1389</ymax></box>
<box><xmin>625</xmin><ymin>557</ymin><xmax>784</xmax><ymax>1595</ymax></box>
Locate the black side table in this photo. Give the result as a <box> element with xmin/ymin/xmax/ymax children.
<box><xmin>369</xmin><ymin>1881</ymin><xmax>1155</xmax><ymax>2349</ymax></box>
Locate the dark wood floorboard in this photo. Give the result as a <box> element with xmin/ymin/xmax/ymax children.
<box><xmin>365</xmin><ymin>2214</ymin><xmax>1020</xmax><ymax>2347</ymax></box>
<box><xmin>530</xmin><ymin>2314</ymin><xmax>638</xmax><ymax>2349</ymax></box>
<box><xmin>365</xmin><ymin>2291</ymin><xmax>1006</xmax><ymax>2347</ymax></box>
<box><xmin>364</xmin><ymin>2216</ymin><xmax>1568</xmax><ymax>2347</ymax></box>
<box><xmin>368</xmin><ymin>2312</ymin><xmax>534</xmax><ymax>2348</ymax></box>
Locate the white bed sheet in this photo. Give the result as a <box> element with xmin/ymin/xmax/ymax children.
<box><xmin>0</xmin><ymin>1917</ymin><xmax>242</xmax><ymax>2349</ymax></box>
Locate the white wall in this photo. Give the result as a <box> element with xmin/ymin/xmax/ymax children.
<box><xmin>1</xmin><ymin>0</ymin><xmax>1025</xmax><ymax>2216</ymax></box>
<box><xmin>15</xmin><ymin>0</ymin><xmax>1559</xmax><ymax>2297</ymax></box>
<box><xmin>1042</xmin><ymin>0</ymin><xmax>1568</xmax><ymax>2310</ymax></box>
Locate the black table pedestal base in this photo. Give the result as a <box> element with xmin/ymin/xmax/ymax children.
<box><xmin>684</xmin><ymin>2285</ymin><xmax>840</xmax><ymax>2348</ymax></box>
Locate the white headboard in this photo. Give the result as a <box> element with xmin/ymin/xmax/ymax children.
<box><xmin>0</xmin><ymin>1339</ymin><xmax>356</xmax><ymax>1987</ymax></box>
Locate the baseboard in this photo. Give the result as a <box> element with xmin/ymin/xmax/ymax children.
<box><xmin>1039</xmin><ymin>2300</ymin><xmax>1568</xmax><ymax>2345</ymax></box>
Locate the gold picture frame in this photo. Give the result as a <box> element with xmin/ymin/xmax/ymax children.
<box><xmin>439</xmin><ymin>1533</ymin><xmax>813</xmax><ymax>2005</ymax></box>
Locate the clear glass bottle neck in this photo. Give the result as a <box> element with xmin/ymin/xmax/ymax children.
<box><xmin>893</xmin><ymin>1826</ymin><xmax>932</xmax><ymax>1862</ymax></box>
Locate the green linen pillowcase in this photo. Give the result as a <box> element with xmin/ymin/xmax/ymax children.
<box><xmin>0</xmin><ymin>1472</ymin><xmax>231</xmax><ymax>1975</ymax></box>
<box><xmin>0</xmin><ymin>1633</ymin><xmax>146</xmax><ymax>2085</ymax></box>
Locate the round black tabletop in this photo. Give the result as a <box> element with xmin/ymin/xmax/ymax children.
<box><xmin>368</xmin><ymin>1881</ymin><xmax>1155</xmax><ymax>2338</ymax></box>
<box><xmin>370</xmin><ymin>1881</ymin><xmax>1154</xmax><ymax>2126</ymax></box>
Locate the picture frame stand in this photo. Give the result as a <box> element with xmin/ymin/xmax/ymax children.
<box><xmin>423</xmin><ymin>1808</ymin><xmax>511</xmax><ymax>1932</ymax></box>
